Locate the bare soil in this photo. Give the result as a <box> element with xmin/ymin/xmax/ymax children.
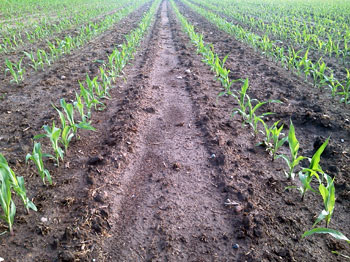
<box><xmin>0</xmin><ymin>0</ymin><xmax>350</xmax><ymax>261</ymax></box>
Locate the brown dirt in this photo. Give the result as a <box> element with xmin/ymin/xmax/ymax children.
<box><xmin>0</xmin><ymin>0</ymin><xmax>350</xmax><ymax>261</ymax></box>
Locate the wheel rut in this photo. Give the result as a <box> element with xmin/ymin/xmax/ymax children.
<box><xmin>102</xmin><ymin>1</ymin><xmax>235</xmax><ymax>261</ymax></box>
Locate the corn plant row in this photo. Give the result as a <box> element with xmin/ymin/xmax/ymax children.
<box><xmin>29</xmin><ymin>0</ymin><xmax>159</xmax><ymax>179</ymax></box>
<box><xmin>170</xmin><ymin>0</ymin><xmax>350</xmax><ymax>251</ymax></box>
<box><xmin>16</xmin><ymin>0</ymin><xmax>160</xmax><ymax>236</ymax></box>
<box><xmin>180</xmin><ymin>0</ymin><xmax>350</xmax><ymax>106</ymax></box>
<box><xmin>191</xmin><ymin>0</ymin><xmax>350</xmax><ymax>63</ymax></box>
<box><xmin>0</xmin><ymin>0</ymin><xmax>130</xmax><ymax>54</ymax></box>
<box><xmin>4</xmin><ymin>1</ymin><xmax>146</xmax><ymax>85</ymax></box>
<box><xmin>202</xmin><ymin>0</ymin><xmax>350</xmax><ymax>39</ymax></box>
<box><xmin>0</xmin><ymin>0</ymin><xmax>109</xmax><ymax>21</ymax></box>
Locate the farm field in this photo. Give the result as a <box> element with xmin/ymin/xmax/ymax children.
<box><xmin>0</xmin><ymin>0</ymin><xmax>350</xmax><ymax>261</ymax></box>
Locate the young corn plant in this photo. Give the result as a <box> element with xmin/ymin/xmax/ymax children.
<box><xmin>53</xmin><ymin>101</ymin><xmax>74</xmax><ymax>151</ymax></box>
<box><xmin>276</xmin><ymin>121</ymin><xmax>306</xmax><ymax>179</ymax></box>
<box><xmin>298</xmin><ymin>49</ymin><xmax>312</xmax><ymax>81</ymax></box>
<box><xmin>23</xmin><ymin>51</ymin><xmax>40</xmax><ymax>71</ymax></box>
<box><xmin>0</xmin><ymin>175</ymin><xmax>15</xmax><ymax>235</ymax></box>
<box><xmin>107</xmin><ymin>51</ymin><xmax>118</xmax><ymax>81</ymax></box>
<box><xmin>338</xmin><ymin>69</ymin><xmax>350</xmax><ymax>105</ymax></box>
<box><xmin>79</xmin><ymin>81</ymin><xmax>104</xmax><ymax>115</ymax></box>
<box><xmin>55</xmin><ymin>98</ymin><xmax>95</xmax><ymax>144</ymax></box>
<box><xmin>86</xmin><ymin>74</ymin><xmax>105</xmax><ymax>99</ymax></box>
<box><xmin>259</xmin><ymin>120</ymin><xmax>288</xmax><ymax>161</ymax></box>
<box><xmin>313</xmin><ymin>173</ymin><xmax>335</xmax><ymax>228</ymax></box>
<box><xmin>74</xmin><ymin>92</ymin><xmax>87</xmax><ymax>122</ymax></box>
<box><xmin>35</xmin><ymin>122</ymin><xmax>64</xmax><ymax>166</ymax></box>
<box><xmin>0</xmin><ymin>154</ymin><xmax>36</xmax><ymax>213</ymax></box>
<box><xmin>59</xmin><ymin>99</ymin><xmax>76</xmax><ymax>134</ymax></box>
<box><xmin>232</xmin><ymin>79</ymin><xmax>278</xmax><ymax>132</ymax></box>
<box><xmin>38</xmin><ymin>49</ymin><xmax>51</xmax><ymax>67</ymax></box>
<box><xmin>48</xmin><ymin>41</ymin><xmax>60</xmax><ymax>60</ymax></box>
<box><xmin>60</xmin><ymin>125</ymin><xmax>74</xmax><ymax>153</ymax></box>
<box><xmin>325</xmin><ymin>73</ymin><xmax>340</xmax><ymax>97</ymax></box>
<box><xmin>310</xmin><ymin>58</ymin><xmax>326</xmax><ymax>88</ymax></box>
<box><xmin>287</xmin><ymin>47</ymin><xmax>302</xmax><ymax>71</ymax></box>
<box><xmin>25</xmin><ymin>142</ymin><xmax>52</xmax><ymax>185</ymax></box>
<box><xmin>5</xmin><ymin>58</ymin><xmax>25</xmax><ymax>84</ymax></box>
<box><xmin>0</xmin><ymin>153</ymin><xmax>37</xmax><ymax>234</ymax></box>
<box><xmin>99</xmin><ymin>66</ymin><xmax>111</xmax><ymax>98</ymax></box>
<box><xmin>298</xmin><ymin>138</ymin><xmax>329</xmax><ymax>201</ymax></box>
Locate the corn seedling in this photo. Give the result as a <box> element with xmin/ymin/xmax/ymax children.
<box><xmin>59</xmin><ymin>99</ymin><xmax>76</xmax><ymax>133</ymax></box>
<box><xmin>287</xmin><ymin>47</ymin><xmax>302</xmax><ymax>71</ymax></box>
<box><xmin>79</xmin><ymin>81</ymin><xmax>104</xmax><ymax>115</ymax></box>
<box><xmin>74</xmin><ymin>92</ymin><xmax>87</xmax><ymax>122</ymax></box>
<box><xmin>232</xmin><ymin>79</ymin><xmax>277</xmax><ymax>131</ymax></box>
<box><xmin>298</xmin><ymin>137</ymin><xmax>329</xmax><ymax>201</ymax></box>
<box><xmin>311</xmin><ymin>58</ymin><xmax>326</xmax><ymax>88</ymax></box>
<box><xmin>0</xmin><ymin>175</ymin><xmax>15</xmax><ymax>234</ymax></box>
<box><xmin>35</xmin><ymin>122</ymin><xmax>64</xmax><ymax>166</ymax></box>
<box><xmin>4</xmin><ymin>58</ymin><xmax>25</xmax><ymax>84</ymax></box>
<box><xmin>38</xmin><ymin>49</ymin><xmax>51</xmax><ymax>67</ymax></box>
<box><xmin>298</xmin><ymin>49</ymin><xmax>312</xmax><ymax>80</ymax></box>
<box><xmin>53</xmin><ymin>101</ymin><xmax>75</xmax><ymax>150</ymax></box>
<box><xmin>48</xmin><ymin>41</ymin><xmax>60</xmax><ymax>60</ymax></box>
<box><xmin>54</xmin><ymin>98</ymin><xmax>95</xmax><ymax>144</ymax></box>
<box><xmin>324</xmin><ymin>73</ymin><xmax>340</xmax><ymax>97</ymax></box>
<box><xmin>276</xmin><ymin>121</ymin><xmax>306</xmax><ymax>179</ymax></box>
<box><xmin>23</xmin><ymin>51</ymin><xmax>40</xmax><ymax>71</ymax></box>
<box><xmin>0</xmin><ymin>154</ymin><xmax>36</xmax><ymax>213</ymax></box>
<box><xmin>86</xmin><ymin>74</ymin><xmax>105</xmax><ymax>99</ymax></box>
<box><xmin>25</xmin><ymin>143</ymin><xmax>52</xmax><ymax>185</ymax></box>
<box><xmin>99</xmin><ymin>67</ymin><xmax>111</xmax><ymax>98</ymax></box>
<box><xmin>338</xmin><ymin>69</ymin><xmax>350</xmax><ymax>105</ymax></box>
<box><xmin>313</xmin><ymin>173</ymin><xmax>336</xmax><ymax>228</ymax></box>
<box><xmin>259</xmin><ymin>120</ymin><xmax>287</xmax><ymax>161</ymax></box>
<box><xmin>0</xmin><ymin>153</ymin><xmax>37</xmax><ymax>234</ymax></box>
<box><xmin>60</xmin><ymin>125</ymin><xmax>74</xmax><ymax>152</ymax></box>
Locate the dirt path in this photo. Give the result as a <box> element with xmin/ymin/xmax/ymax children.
<box><xmin>100</xmin><ymin>1</ymin><xmax>235</xmax><ymax>261</ymax></box>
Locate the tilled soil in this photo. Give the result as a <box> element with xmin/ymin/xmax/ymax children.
<box><xmin>1</xmin><ymin>0</ymin><xmax>350</xmax><ymax>261</ymax></box>
<box><xmin>99</xmin><ymin>1</ymin><xmax>235</xmax><ymax>261</ymax></box>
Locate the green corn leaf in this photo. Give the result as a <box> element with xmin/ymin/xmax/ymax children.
<box><xmin>33</xmin><ymin>134</ymin><xmax>46</xmax><ymax>140</ymax></box>
<box><xmin>303</xmin><ymin>228</ymin><xmax>350</xmax><ymax>243</ymax></box>
<box><xmin>75</xmin><ymin>121</ymin><xmax>96</xmax><ymax>131</ymax></box>
<box><xmin>310</xmin><ymin>138</ymin><xmax>329</xmax><ymax>171</ymax></box>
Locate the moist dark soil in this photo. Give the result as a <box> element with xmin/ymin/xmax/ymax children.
<box><xmin>0</xmin><ymin>0</ymin><xmax>350</xmax><ymax>261</ymax></box>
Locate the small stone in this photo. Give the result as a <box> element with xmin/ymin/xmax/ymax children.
<box><xmin>143</xmin><ymin>107</ymin><xmax>155</xmax><ymax>113</ymax></box>
<box><xmin>233</xmin><ymin>243</ymin><xmax>239</xmax><ymax>249</ymax></box>
<box><xmin>235</xmin><ymin>205</ymin><xmax>243</xmax><ymax>213</ymax></box>
<box><xmin>94</xmin><ymin>195</ymin><xmax>103</xmax><ymax>203</ymax></box>
<box><xmin>172</xmin><ymin>162</ymin><xmax>181</xmax><ymax>171</ymax></box>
